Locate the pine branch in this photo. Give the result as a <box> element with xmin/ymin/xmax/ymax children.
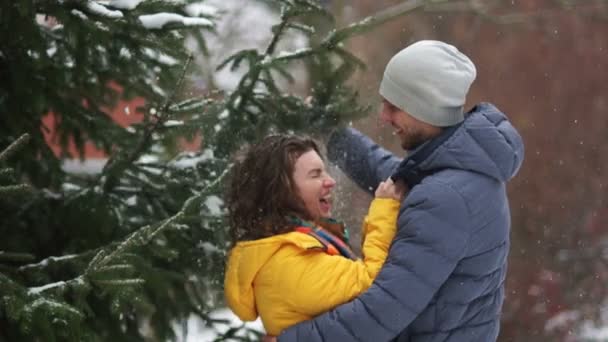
<box><xmin>322</xmin><ymin>0</ymin><xmax>425</xmax><ymax>48</ymax></box>
<box><xmin>248</xmin><ymin>0</ymin><xmax>426</xmax><ymax>95</ymax></box>
<box><xmin>93</xmin><ymin>278</ymin><xmax>145</xmax><ymax>286</ymax></box>
<box><xmin>226</xmin><ymin>19</ymin><xmax>292</xmax><ymax>113</ymax></box>
<box><xmin>0</xmin><ymin>251</ymin><xmax>36</xmax><ymax>263</ymax></box>
<box><xmin>9</xmin><ymin>180</ymin><xmax>200</xmax><ymax>299</ymax></box>
<box><xmin>265</xmin><ymin>21</ymin><xmax>289</xmax><ymax>56</ymax></box>
<box><xmin>317</xmin><ymin>0</ymin><xmax>604</xmax><ymax>48</ymax></box>
<box><xmin>94</xmin><ymin>164</ymin><xmax>231</xmax><ymax>269</ymax></box>
<box><xmin>223</xmin><ymin>0</ymin><xmax>329</xmax><ymax>116</ymax></box>
<box><xmin>28</xmin><ymin>279</ymin><xmax>72</xmax><ymax>295</ymax></box>
<box><xmin>100</xmin><ymin>54</ymin><xmax>194</xmax><ymax>193</ymax></box>
<box><xmin>17</xmin><ymin>250</ymin><xmax>99</xmax><ymax>272</ymax></box>
<box><xmin>0</xmin><ymin>168</ymin><xmax>15</xmax><ymax>179</ymax></box>
<box><xmin>0</xmin><ymin>184</ymin><xmax>32</xmax><ymax>197</ymax></box>
<box><xmin>24</xmin><ymin>297</ymin><xmax>85</xmax><ymax>318</ymax></box>
<box><xmin>0</xmin><ymin>272</ymin><xmax>23</xmax><ymax>293</ymax></box>
<box><xmin>0</xmin><ymin>133</ymin><xmax>30</xmax><ymax>163</ymax></box>
<box><xmin>0</xmin><ymin>134</ymin><xmax>34</xmax><ymax>199</ymax></box>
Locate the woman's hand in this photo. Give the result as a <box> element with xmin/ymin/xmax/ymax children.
<box><xmin>375</xmin><ymin>178</ymin><xmax>408</xmax><ymax>201</ymax></box>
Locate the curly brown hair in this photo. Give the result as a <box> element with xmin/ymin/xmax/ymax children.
<box><xmin>226</xmin><ymin>134</ymin><xmax>322</xmax><ymax>244</ymax></box>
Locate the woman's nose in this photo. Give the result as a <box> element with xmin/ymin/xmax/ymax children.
<box><xmin>323</xmin><ymin>176</ymin><xmax>336</xmax><ymax>188</ymax></box>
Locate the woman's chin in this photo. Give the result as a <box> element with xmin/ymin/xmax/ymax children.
<box><xmin>319</xmin><ymin>210</ymin><xmax>332</xmax><ymax>219</ymax></box>
<box><xmin>308</xmin><ymin>207</ymin><xmax>331</xmax><ymax>222</ymax></box>
<box><xmin>319</xmin><ymin>203</ymin><xmax>332</xmax><ymax>217</ymax></box>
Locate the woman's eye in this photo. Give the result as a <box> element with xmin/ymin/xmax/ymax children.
<box><xmin>311</xmin><ymin>172</ymin><xmax>322</xmax><ymax>178</ymax></box>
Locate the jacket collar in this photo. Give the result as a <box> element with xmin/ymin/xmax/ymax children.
<box><xmin>391</xmin><ymin>119</ymin><xmax>464</xmax><ymax>188</ymax></box>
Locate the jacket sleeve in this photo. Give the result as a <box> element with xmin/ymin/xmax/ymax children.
<box><xmin>285</xmin><ymin>198</ymin><xmax>399</xmax><ymax>318</ymax></box>
<box><xmin>327</xmin><ymin>128</ymin><xmax>402</xmax><ymax>195</ymax></box>
<box><xmin>278</xmin><ymin>182</ymin><xmax>471</xmax><ymax>342</ymax></box>
<box><xmin>359</xmin><ymin>198</ymin><xmax>400</xmax><ymax>278</ymax></box>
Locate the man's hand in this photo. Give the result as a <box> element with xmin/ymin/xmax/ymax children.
<box><xmin>262</xmin><ymin>335</ymin><xmax>277</xmax><ymax>342</ymax></box>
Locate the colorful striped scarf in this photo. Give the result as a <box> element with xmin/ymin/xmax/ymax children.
<box><xmin>290</xmin><ymin>217</ymin><xmax>357</xmax><ymax>260</ymax></box>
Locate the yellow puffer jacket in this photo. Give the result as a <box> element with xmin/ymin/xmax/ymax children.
<box><xmin>224</xmin><ymin>198</ymin><xmax>400</xmax><ymax>336</ymax></box>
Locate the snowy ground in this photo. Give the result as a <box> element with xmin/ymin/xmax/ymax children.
<box><xmin>175</xmin><ymin>308</ymin><xmax>264</xmax><ymax>341</ymax></box>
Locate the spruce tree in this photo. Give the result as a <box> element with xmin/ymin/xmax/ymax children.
<box><xmin>0</xmin><ymin>0</ymin><xmax>412</xmax><ymax>340</ymax></box>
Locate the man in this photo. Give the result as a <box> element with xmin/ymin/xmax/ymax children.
<box><xmin>277</xmin><ymin>40</ymin><xmax>525</xmax><ymax>341</ymax></box>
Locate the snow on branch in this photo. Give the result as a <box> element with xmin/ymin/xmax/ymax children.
<box><xmin>139</xmin><ymin>13</ymin><xmax>214</xmax><ymax>29</ymax></box>
<box><xmin>24</xmin><ymin>297</ymin><xmax>84</xmax><ymax>318</ymax></box>
<box><xmin>169</xmin><ymin>149</ymin><xmax>214</xmax><ymax>169</ymax></box>
<box><xmin>85</xmin><ymin>1</ymin><xmax>124</xmax><ymax>19</ymax></box>
<box><xmin>28</xmin><ymin>280</ymin><xmax>67</xmax><ymax>295</ymax></box>
<box><xmin>143</xmin><ymin>47</ymin><xmax>178</xmax><ymax>66</ymax></box>
<box><xmin>184</xmin><ymin>2</ymin><xmax>218</xmax><ymax>18</ymax></box>
<box><xmin>163</xmin><ymin>119</ymin><xmax>184</xmax><ymax>127</ymax></box>
<box><xmin>270</xmin><ymin>48</ymin><xmax>314</xmax><ymax>63</ymax></box>
<box><xmin>94</xmin><ymin>278</ymin><xmax>145</xmax><ymax>286</ymax></box>
<box><xmin>70</xmin><ymin>9</ymin><xmax>88</xmax><ymax>20</ymax></box>
<box><xmin>108</xmin><ymin>0</ymin><xmax>145</xmax><ymax>10</ymax></box>
<box><xmin>26</xmin><ymin>276</ymin><xmax>85</xmax><ymax>296</ymax></box>
<box><xmin>18</xmin><ymin>253</ymin><xmax>90</xmax><ymax>272</ymax></box>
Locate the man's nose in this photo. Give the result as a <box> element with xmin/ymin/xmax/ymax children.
<box><xmin>379</xmin><ymin>109</ymin><xmax>391</xmax><ymax>124</ymax></box>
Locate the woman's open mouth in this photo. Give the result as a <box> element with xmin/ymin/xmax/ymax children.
<box><xmin>319</xmin><ymin>196</ymin><xmax>332</xmax><ymax>215</ymax></box>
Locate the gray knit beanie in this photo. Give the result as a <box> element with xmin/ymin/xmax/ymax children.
<box><xmin>379</xmin><ymin>40</ymin><xmax>477</xmax><ymax>127</ymax></box>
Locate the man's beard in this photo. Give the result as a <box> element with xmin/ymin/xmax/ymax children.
<box><xmin>400</xmin><ymin>129</ymin><xmax>428</xmax><ymax>151</ymax></box>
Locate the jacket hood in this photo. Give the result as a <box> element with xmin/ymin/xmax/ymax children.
<box><xmin>395</xmin><ymin>103</ymin><xmax>524</xmax><ymax>184</ymax></box>
<box><xmin>224</xmin><ymin>232</ymin><xmax>322</xmax><ymax>321</ymax></box>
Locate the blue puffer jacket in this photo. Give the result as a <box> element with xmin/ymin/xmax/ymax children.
<box><xmin>278</xmin><ymin>103</ymin><xmax>524</xmax><ymax>342</ymax></box>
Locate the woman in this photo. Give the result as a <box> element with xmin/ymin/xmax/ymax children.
<box><xmin>224</xmin><ymin>134</ymin><xmax>404</xmax><ymax>336</ymax></box>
